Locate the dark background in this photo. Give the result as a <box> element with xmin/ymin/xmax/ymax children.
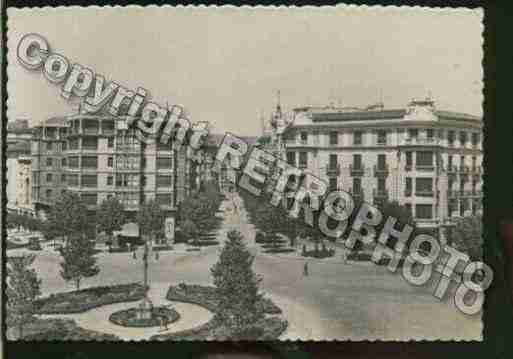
<box><xmin>2</xmin><ymin>0</ymin><xmax>512</xmax><ymax>358</ymax></box>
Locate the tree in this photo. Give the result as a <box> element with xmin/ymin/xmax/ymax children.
<box><xmin>449</xmin><ymin>215</ymin><xmax>483</xmax><ymax>260</ymax></box>
<box><xmin>45</xmin><ymin>191</ymin><xmax>93</xmax><ymax>245</ymax></box>
<box><xmin>137</xmin><ymin>199</ymin><xmax>166</xmax><ymax>245</ymax></box>
<box><xmin>97</xmin><ymin>197</ymin><xmax>126</xmax><ymax>249</ymax></box>
<box><xmin>6</xmin><ymin>254</ymin><xmax>42</xmax><ymax>338</ymax></box>
<box><xmin>59</xmin><ymin>234</ymin><xmax>100</xmax><ymax>290</ymax></box>
<box><xmin>211</xmin><ymin>230</ymin><xmax>264</xmax><ymax>338</ymax></box>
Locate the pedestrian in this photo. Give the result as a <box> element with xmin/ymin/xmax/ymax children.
<box><xmin>159</xmin><ymin>316</ymin><xmax>165</xmax><ymax>331</ymax></box>
<box><xmin>303</xmin><ymin>262</ymin><xmax>309</xmax><ymax>277</ymax></box>
<box><xmin>163</xmin><ymin>315</ymin><xmax>169</xmax><ymax>330</ymax></box>
<box><xmin>342</xmin><ymin>250</ymin><xmax>347</xmax><ymax>264</ymax></box>
<box><xmin>155</xmin><ymin>251</ymin><xmax>159</xmax><ymax>260</ymax></box>
<box><xmin>133</xmin><ymin>250</ymin><xmax>137</xmax><ymax>259</ymax></box>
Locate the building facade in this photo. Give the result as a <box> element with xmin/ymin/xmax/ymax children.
<box><xmin>31</xmin><ymin>115</ymin><xmax>192</xmax><ymax>229</ymax></box>
<box><xmin>275</xmin><ymin>99</ymin><xmax>483</xmax><ymax>242</ymax></box>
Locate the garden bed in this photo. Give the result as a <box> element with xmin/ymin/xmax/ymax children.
<box><xmin>264</xmin><ymin>247</ymin><xmax>295</xmax><ymax>254</ymax></box>
<box><xmin>109</xmin><ymin>306</ymin><xmax>180</xmax><ymax>328</ymax></box>
<box><xmin>16</xmin><ymin>318</ymin><xmax>120</xmax><ymax>341</ymax></box>
<box><xmin>34</xmin><ymin>283</ymin><xmax>148</xmax><ymax>314</ymax></box>
<box><xmin>153</xmin><ymin>283</ymin><xmax>286</xmax><ymax>340</ymax></box>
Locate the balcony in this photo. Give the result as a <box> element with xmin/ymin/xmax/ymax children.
<box><xmin>415</xmin><ymin>164</ymin><xmax>435</xmax><ymax>172</ymax></box>
<box><xmin>374</xmin><ymin>164</ymin><xmax>389</xmax><ymax>177</ymax></box>
<box><xmin>447</xmin><ymin>190</ymin><xmax>460</xmax><ymax>199</ymax></box>
<box><xmin>373</xmin><ymin>189</ymin><xmax>389</xmax><ymax>199</ymax></box>
<box><xmin>298</xmin><ymin>162</ymin><xmax>308</xmax><ymax>170</ymax></box>
<box><xmin>349</xmin><ymin>189</ymin><xmax>364</xmax><ymax>201</ymax></box>
<box><xmin>350</xmin><ymin>164</ymin><xmax>365</xmax><ymax>177</ymax></box>
<box><xmin>326</xmin><ymin>165</ymin><xmax>340</xmax><ymax>176</ymax></box>
<box><xmin>447</xmin><ymin>165</ymin><xmax>458</xmax><ymax>174</ymax></box>
<box><xmin>415</xmin><ymin>189</ymin><xmax>435</xmax><ymax>197</ymax></box>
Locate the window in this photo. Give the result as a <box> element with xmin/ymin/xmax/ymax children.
<box><xmin>448</xmin><ymin>155</ymin><xmax>453</xmax><ymax>170</ymax></box>
<box><xmin>61</xmin><ymin>158</ymin><xmax>67</xmax><ymax>167</ymax></box>
<box><xmin>62</xmin><ymin>141</ymin><xmax>67</xmax><ymax>151</ymax></box>
<box><xmin>415</xmin><ymin>204</ymin><xmax>432</xmax><ymax>219</ymax></box>
<box><xmin>459</xmin><ymin>131</ymin><xmax>467</xmax><ymax>145</ymax></box>
<box><xmin>82</xmin><ymin>156</ymin><xmax>98</xmax><ymax>169</ymax></box>
<box><xmin>427</xmin><ymin>129</ymin><xmax>434</xmax><ymax>140</ymax></box>
<box><xmin>69</xmin><ymin>138</ymin><xmax>79</xmax><ymax>150</ymax></box>
<box><xmin>68</xmin><ymin>156</ymin><xmax>79</xmax><ymax>168</ymax></box>
<box><xmin>46</xmin><ymin>173</ymin><xmax>53</xmax><ymax>183</ymax></box>
<box><xmin>82</xmin><ymin>137</ymin><xmax>98</xmax><ymax>150</ymax></box>
<box><xmin>157</xmin><ymin>141</ymin><xmax>172</xmax><ymax>151</ymax></box>
<box><xmin>408</xmin><ymin>128</ymin><xmax>418</xmax><ymax>139</ymax></box>
<box><xmin>47</xmin><ymin>142</ymin><xmax>53</xmax><ymax>151</ymax></box>
<box><xmin>377</xmin><ymin>178</ymin><xmax>386</xmax><ymax>192</ymax></box>
<box><xmin>377</xmin><ymin>130</ymin><xmax>387</xmax><ymax>145</ymax></box>
<box><xmin>329</xmin><ymin>131</ymin><xmax>338</xmax><ymax>145</ymax></box>
<box><xmin>352</xmin><ymin>178</ymin><xmax>362</xmax><ymax>194</ymax></box>
<box><xmin>353</xmin><ymin>131</ymin><xmax>363</xmax><ymax>145</ymax></box>
<box><xmin>81</xmin><ymin>193</ymin><xmax>98</xmax><ymax>206</ymax></box>
<box><xmin>68</xmin><ymin>174</ymin><xmax>79</xmax><ymax>186</ymax></box>
<box><xmin>156</xmin><ymin>193</ymin><xmax>172</xmax><ymax>205</ymax></box>
<box><xmin>157</xmin><ymin>157</ymin><xmax>173</xmax><ymax>170</ymax></box>
<box><xmin>299</xmin><ymin>152</ymin><xmax>308</xmax><ymax>168</ymax></box>
<box><xmin>329</xmin><ymin>154</ymin><xmax>338</xmax><ymax>169</ymax></box>
<box><xmin>61</xmin><ymin>174</ymin><xmax>66</xmax><ymax>183</ymax></box>
<box><xmin>108</xmin><ymin>137</ymin><xmax>114</xmax><ymax>148</ymax></box>
<box><xmin>377</xmin><ymin>154</ymin><xmax>386</xmax><ymax>170</ymax></box>
<box><xmin>353</xmin><ymin>154</ymin><xmax>362</xmax><ymax>169</ymax></box>
<box><xmin>460</xmin><ymin>155</ymin><xmax>465</xmax><ymax>169</ymax></box>
<box><xmin>45</xmin><ymin>189</ymin><xmax>52</xmax><ymax>199</ymax></box>
<box><xmin>46</xmin><ymin>158</ymin><xmax>53</xmax><ymax>167</ymax></box>
<box><xmin>472</xmin><ymin>133</ymin><xmax>479</xmax><ymax>146</ymax></box>
<box><xmin>81</xmin><ymin>174</ymin><xmax>98</xmax><ymax>187</ymax></box>
<box><xmin>286</xmin><ymin>152</ymin><xmax>296</xmax><ymax>166</ymax></box>
<box><xmin>448</xmin><ymin>130</ymin><xmax>455</xmax><ymax>145</ymax></box>
<box><xmin>107</xmin><ymin>157</ymin><xmax>113</xmax><ymax>167</ymax></box>
<box><xmin>405</xmin><ymin>177</ymin><xmax>412</xmax><ymax>196</ymax></box>
<box><xmin>405</xmin><ymin>203</ymin><xmax>412</xmax><ymax>217</ymax></box>
<box><xmin>416</xmin><ymin>151</ymin><xmax>434</xmax><ymax>168</ymax></box>
<box><xmin>157</xmin><ymin>175</ymin><xmax>172</xmax><ymax>188</ymax></box>
<box><xmin>329</xmin><ymin>177</ymin><xmax>337</xmax><ymax>191</ymax></box>
<box><xmin>416</xmin><ymin>178</ymin><xmax>433</xmax><ymax>196</ymax></box>
<box><xmin>472</xmin><ymin>156</ymin><xmax>477</xmax><ymax>170</ymax></box>
<box><xmin>107</xmin><ymin>175</ymin><xmax>113</xmax><ymax>186</ymax></box>
<box><xmin>300</xmin><ymin>132</ymin><xmax>308</xmax><ymax>144</ymax></box>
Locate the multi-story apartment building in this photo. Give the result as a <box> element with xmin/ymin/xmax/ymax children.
<box><xmin>31</xmin><ymin>115</ymin><xmax>192</xmax><ymax>233</ymax></box>
<box><xmin>275</xmin><ymin>99</ymin><xmax>483</xmax><ymax>242</ymax></box>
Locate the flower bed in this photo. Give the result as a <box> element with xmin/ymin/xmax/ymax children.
<box><xmin>153</xmin><ymin>283</ymin><xmax>287</xmax><ymax>340</ymax></box>
<box><xmin>264</xmin><ymin>247</ymin><xmax>295</xmax><ymax>254</ymax></box>
<box><xmin>188</xmin><ymin>240</ymin><xmax>219</xmax><ymax>247</ymax></box>
<box><xmin>109</xmin><ymin>306</ymin><xmax>180</xmax><ymax>328</ymax></box>
<box><xmin>34</xmin><ymin>283</ymin><xmax>148</xmax><ymax>314</ymax></box>
<box><xmin>166</xmin><ymin>283</ymin><xmax>282</xmax><ymax>314</ymax></box>
<box><xmin>17</xmin><ymin>318</ymin><xmax>120</xmax><ymax>341</ymax></box>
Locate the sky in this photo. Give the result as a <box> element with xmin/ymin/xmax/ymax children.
<box><xmin>7</xmin><ymin>5</ymin><xmax>483</xmax><ymax>136</ymax></box>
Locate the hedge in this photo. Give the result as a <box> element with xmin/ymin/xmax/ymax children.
<box><xmin>34</xmin><ymin>283</ymin><xmax>148</xmax><ymax>314</ymax></box>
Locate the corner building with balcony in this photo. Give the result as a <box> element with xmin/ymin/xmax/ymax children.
<box><xmin>30</xmin><ymin>115</ymin><xmax>192</xmax><ymax>231</ymax></box>
<box><xmin>277</xmin><ymin>99</ymin><xmax>483</xmax><ymax>243</ymax></box>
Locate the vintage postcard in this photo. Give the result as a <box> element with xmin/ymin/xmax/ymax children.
<box><xmin>4</xmin><ymin>5</ymin><xmax>488</xmax><ymax>342</ymax></box>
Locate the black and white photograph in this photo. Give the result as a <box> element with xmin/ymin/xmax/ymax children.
<box><xmin>4</xmin><ymin>4</ymin><xmax>488</xmax><ymax>342</ymax></box>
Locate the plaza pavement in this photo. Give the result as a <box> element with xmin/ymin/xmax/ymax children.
<box><xmin>8</xmin><ymin>192</ymin><xmax>482</xmax><ymax>340</ymax></box>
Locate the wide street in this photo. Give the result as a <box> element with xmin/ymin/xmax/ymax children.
<box><xmin>10</xmin><ymin>192</ymin><xmax>481</xmax><ymax>340</ymax></box>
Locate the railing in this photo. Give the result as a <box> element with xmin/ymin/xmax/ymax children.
<box><xmin>326</xmin><ymin>165</ymin><xmax>340</xmax><ymax>176</ymax></box>
<box><xmin>373</xmin><ymin>189</ymin><xmax>389</xmax><ymax>199</ymax></box>
<box><xmin>415</xmin><ymin>164</ymin><xmax>435</xmax><ymax>171</ymax></box>
<box><xmin>415</xmin><ymin>190</ymin><xmax>435</xmax><ymax>197</ymax></box>
<box><xmin>373</xmin><ymin>164</ymin><xmax>389</xmax><ymax>177</ymax></box>
<box><xmin>349</xmin><ymin>189</ymin><xmax>364</xmax><ymax>200</ymax></box>
<box><xmin>350</xmin><ymin>164</ymin><xmax>365</xmax><ymax>177</ymax></box>
<box><xmin>459</xmin><ymin>166</ymin><xmax>470</xmax><ymax>174</ymax></box>
<box><xmin>447</xmin><ymin>190</ymin><xmax>460</xmax><ymax>198</ymax></box>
